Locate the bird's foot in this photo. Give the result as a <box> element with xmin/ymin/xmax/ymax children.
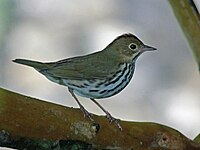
<box><xmin>105</xmin><ymin>112</ymin><xmax>122</xmax><ymax>131</ymax></box>
<box><xmin>79</xmin><ymin>106</ymin><xmax>94</xmax><ymax>121</ymax></box>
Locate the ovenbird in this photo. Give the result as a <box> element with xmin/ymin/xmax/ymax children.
<box><xmin>13</xmin><ymin>33</ymin><xmax>156</xmax><ymax>130</ymax></box>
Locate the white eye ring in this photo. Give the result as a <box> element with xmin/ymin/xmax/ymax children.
<box><xmin>128</xmin><ymin>43</ymin><xmax>137</xmax><ymax>50</ymax></box>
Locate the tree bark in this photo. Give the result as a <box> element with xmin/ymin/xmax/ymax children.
<box><xmin>0</xmin><ymin>88</ymin><xmax>200</xmax><ymax>150</ymax></box>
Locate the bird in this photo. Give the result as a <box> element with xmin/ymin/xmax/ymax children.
<box><xmin>13</xmin><ymin>33</ymin><xmax>156</xmax><ymax>130</ymax></box>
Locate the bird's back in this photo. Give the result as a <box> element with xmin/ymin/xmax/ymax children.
<box><xmin>13</xmin><ymin>50</ymin><xmax>122</xmax><ymax>80</ymax></box>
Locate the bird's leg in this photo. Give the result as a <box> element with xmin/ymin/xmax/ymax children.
<box><xmin>90</xmin><ymin>98</ymin><xmax>122</xmax><ymax>131</ymax></box>
<box><xmin>68</xmin><ymin>88</ymin><xmax>94</xmax><ymax>121</ymax></box>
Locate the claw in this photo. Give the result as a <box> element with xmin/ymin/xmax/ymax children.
<box><xmin>106</xmin><ymin>112</ymin><xmax>122</xmax><ymax>131</ymax></box>
<box><xmin>90</xmin><ymin>98</ymin><xmax>122</xmax><ymax>131</ymax></box>
<box><xmin>79</xmin><ymin>106</ymin><xmax>94</xmax><ymax>121</ymax></box>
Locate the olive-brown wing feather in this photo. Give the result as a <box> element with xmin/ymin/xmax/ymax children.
<box><xmin>43</xmin><ymin>52</ymin><xmax>119</xmax><ymax>80</ymax></box>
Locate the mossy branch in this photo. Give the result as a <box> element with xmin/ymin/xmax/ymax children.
<box><xmin>168</xmin><ymin>0</ymin><xmax>200</xmax><ymax>71</ymax></box>
<box><xmin>0</xmin><ymin>88</ymin><xmax>200</xmax><ymax>150</ymax></box>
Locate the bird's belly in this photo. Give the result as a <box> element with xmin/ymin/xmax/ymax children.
<box><xmin>66</xmin><ymin>78</ymin><xmax>132</xmax><ymax>99</ymax></box>
<box><xmin>45</xmin><ymin>63</ymin><xmax>134</xmax><ymax>99</ymax></box>
<box><xmin>61</xmin><ymin>64</ymin><xmax>134</xmax><ymax>99</ymax></box>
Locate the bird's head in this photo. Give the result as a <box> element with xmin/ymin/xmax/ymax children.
<box><xmin>105</xmin><ymin>33</ymin><xmax>157</xmax><ymax>62</ymax></box>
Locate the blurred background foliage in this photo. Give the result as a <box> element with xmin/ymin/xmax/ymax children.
<box><xmin>0</xmin><ymin>0</ymin><xmax>199</xmax><ymax>140</ymax></box>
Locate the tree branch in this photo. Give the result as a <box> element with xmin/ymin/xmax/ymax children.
<box><xmin>168</xmin><ymin>0</ymin><xmax>200</xmax><ymax>71</ymax></box>
<box><xmin>0</xmin><ymin>88</ymin><xmax>200</xmax><ymax>149</ymax></box>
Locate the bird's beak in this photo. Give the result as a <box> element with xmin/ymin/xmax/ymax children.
<box><xmin>140</xmin><ymin>45</ymin><xmax>157</xmax><ymax>52</ymax></box>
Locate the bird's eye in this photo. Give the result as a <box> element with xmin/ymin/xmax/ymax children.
<box><xmin>128</xmin><ymin>43</ymin><xmax>137</xmax><ymax>50</ymax></box>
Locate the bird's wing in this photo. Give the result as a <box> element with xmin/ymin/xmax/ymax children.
<box><xmin>42</xmin><ymin>52</ymin><xmax>119</xmax><ymax>80</ymax></box>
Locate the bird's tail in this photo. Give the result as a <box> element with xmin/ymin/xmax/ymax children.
<box><xmin>13</xmin><ymin>59</ymin><xmax>48</xmax><ymax>70</ymax></box>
